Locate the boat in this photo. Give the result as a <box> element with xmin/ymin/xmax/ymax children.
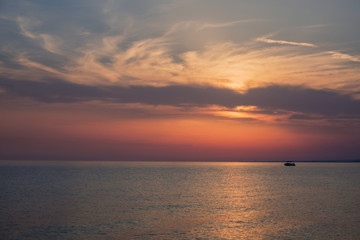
<box><xmin>284</xmin><ymin>161</ymin><xmax>296</xmax><ymax>166</ymax></box>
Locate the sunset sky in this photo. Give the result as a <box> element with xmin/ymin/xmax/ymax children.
<box><xmin>1</xmin><ymin>0</ymin><xmax>360</xmax><ymax>161</ymax></box>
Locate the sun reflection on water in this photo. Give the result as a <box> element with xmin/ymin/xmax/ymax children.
<box><xmin>1</xmin><ymin>162</ymin><xmax>360</xmax><ymax>239</ymax></box>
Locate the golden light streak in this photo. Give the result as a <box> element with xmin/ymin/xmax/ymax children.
<box><xmin>256</xmin><ymin>37</ymin><xmax>317</xmax><ymax>47</ymax></box>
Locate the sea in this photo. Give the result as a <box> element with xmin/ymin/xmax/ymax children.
<box><xmin>1</xmin><ymin>161</ymin><xmax>359</xmax><ymax>240</ymax></box>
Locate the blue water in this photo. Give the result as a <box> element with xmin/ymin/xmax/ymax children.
<box><xmin>1</xmin><ymin>162</ymin><xmax>360</xmax><ymax>239</ymax></box>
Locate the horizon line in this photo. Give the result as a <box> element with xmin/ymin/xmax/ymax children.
<box><xmin>1</xmin><ymin>159</ymin><xmax>359</xmax><ymax>165</ymax></box>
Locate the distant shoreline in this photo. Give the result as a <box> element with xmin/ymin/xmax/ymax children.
<box><xmin>1</xmin><ymin>159</ymin><xmax>360</xmax><ymax>165</ymax></box>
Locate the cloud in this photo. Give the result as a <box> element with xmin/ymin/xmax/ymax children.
<box><xmin>200</xmin><ymin>19</ymin><xmax>262</xmax><ymax>30</ymax></box>
<box><xmin>0</xmin><ymin>12</ymin><xmax>358</xmax><ymax>96</ymax></box>
<box><xmin>62</xmin><ymin>38</ymin><xmax>360</xmax><ymax>94</ymax></box>
<box><xmin>188</xmin><ymin>19</ymin><xmax>265</xmax><ymax>31</ymax></box>
<box><xmin>9</xmin><ymin>27</ymin><xmax>359</xmax><ymax>96</ymax></box>
<box><xmin>17</xmin><ymin>17</ymin><xmax>63</xmax><ymax>54</ymax></box>
<box><xmin>164</xmin><ymin>19</ymin><xmax>256</xmax><ymax>36</ymax></box>
<box><xmin>327</xmin><ymin>51</ymin><xmax>360</xmax><ymax>63</ymax></box>
<box><xmin>1</xmin><ymin>3</ymin><xmax>359</xmax><ymax>100</ymax></box>
<box><xmin>301</xmin><ymin>24</ymin><xmax>331</xmax><ymax>29</ymax></box>
<box><xmin>256</xmin><ymin>37</ymin><xmax>317</xmax><ymax>47</ymax></box>
<box><xmin>244</xmin><ymin>85</ymin><xmax>360</xmax><ymax>116</ymax></box>
<box><xmin>16</xmin><ymin>54</ymin><xmax>63</xmax><ymax>75</ymax></box>
<box><xmin>2</xmin><ymin>78</ymin><xmax>360</xmax><ymax>118</ymax></box>
<box><xmin>0</xmin><ymin>78</ymin><xmax>239</xmax><ymax>106</ymax></box>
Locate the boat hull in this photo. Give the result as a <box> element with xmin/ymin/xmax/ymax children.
<box><xmin>284</xmin><ymin>162</ymin><xmax>296</xmax><ymax>166</ymax></box>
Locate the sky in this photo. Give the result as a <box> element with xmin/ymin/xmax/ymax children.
<box><xmin>0</xmin><ymin>0</ymin><xmax>360</xmax><ymax>161</ymax></box>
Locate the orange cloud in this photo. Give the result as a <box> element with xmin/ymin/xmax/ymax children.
<box><xmin>256</xmin><ymin>37</ymin><xmax>317</xmax><ymax>47</ymax></box>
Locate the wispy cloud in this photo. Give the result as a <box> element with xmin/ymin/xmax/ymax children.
<box><xmin>8</xmin><ymin>30</ymin><xmax>360</xmax><ymax>96</ymax></box>
<box><xmin>256</xmin><ymin>37</ymin><xmax>317</xmax><ymax>47</ymax></box>
<box><xmin>327</xmin><ymin>51</ymin><xmax>360</xmax><ymax>63</ymax></box>
<box><xmin>199</xmin><ymin>19</ymin><xmax>264</xmax><ymax>30</ymax></box>
<box><xmin>17</xmin><ymin>17</ymin><xmax>63</xmax><ymax>54</ymax></box>
<box><xmin>165</xmin><ymin>19</ymin><xmax>263</xmax><ymax>35</ymax></box>
<box><xmin>3</xmin><ymin>13</ymin><xmax>360</xmax><ymax>97</ymax></box>
<box><xmin>301</xmin><ymin>24</ymin><xmax>331</xmax><ymax>29</ymax></box>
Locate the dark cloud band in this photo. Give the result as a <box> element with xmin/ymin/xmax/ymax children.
<box><xmin>1</xmin><ymin>78</ymin><xmax>360</xmax><ymax>117</ymax></box>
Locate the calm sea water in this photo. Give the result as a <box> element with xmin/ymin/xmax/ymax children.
<box><xmin>1</xmin><ymin>162</ymin><xmax>360</xmax><ymax>240</ymax></box>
